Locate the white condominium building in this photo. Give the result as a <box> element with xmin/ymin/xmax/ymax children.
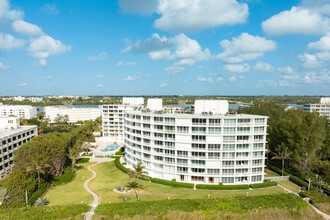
<box><xmin>44</xmin><ymin>106</ymin><xmax>101</xmax><ymax>123</ymax></box>
<box><xmin>0</xmin><ymin>117</ymin><xmax>38</xmax><ymax>178</ymax></box>
<box><xmin>303</xmin><ymin>97</ymin><xmax>330</xmax><ymax>120</ymax></box>
<box><xmin>102</xmin><ymin>97</ymin><xmax>144</xmax><ymax>143</ymax></box>
<box><xmin>124</xmin><ymin>99</ymin><xmax>268</xmax><ymax>185</ymax></box>
<box><xmin>0</xmin><ymin>105</ymin><xmax>37</xmax><ymax>119</ymax></box>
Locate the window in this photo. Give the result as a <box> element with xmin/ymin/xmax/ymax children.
<box><xmin>254</xmin><ymin>135</ymin><xmax>264</xmax><ymax>141</ymax></box>
<box><xmin>165</xmin><ymin>117</ymin><xmax>175</xmax><ymax>124</ymax></box>
<box><xmin>209</xmin><ymin>119</ymin><xmax>221</xmax><ymax>126</ymax></box>
<box><xmin>192</xmin><ymin>152</ymin><xmax>206</xmax><ymax>158</ymax></box>
<box><xmin>253</xmin><ymin>143</ymin><xmax>264</xmax><ymax>149</ymax></box>
<box><xmin>177</xmin><ymin>159</ymin><xmax>188</xmax><ymax>165</ymax></box>
<box><xmin>192</xmin><ymin>118</ymin><xmax>206</xmax><ymax>125</ymax></box>
<box><xmin>192</xmin><ymin>127</ymin><xmax>206</xmax><ymax>134</ymax></box>
<box><xmin>208</xmin><ymin>144</ymin><xmax>221</xmax><ymax>151</ymax></box>
<box><xmin>154</xmin><ymin>117</ymin><xmax>163</xmax><ymax>123</ymax></box>
<box><xmin>222</xmin><ymin>161</ymin><xmax>234</xmax><ymax>167</ymax></box>
<box><xmin>251</xmin><ymin>175</ymin><xmax>262</xmax><ymax>182</ymax></box>
<box><xmin>255</xmin><ymin>118</ymin><xmax>265</xmax><ymax>125</ymax></box>
<box><xmin>177</xmin><ymin>151</ymin><xmax>188</xmax><ymax>158</ymax></box>
<box><xmin>207</xmin><ymin>169</ymin><xmax>220</xmax><ymax>175</ymax></box>
<box><xmin>237</xmin><ymin>135</ymin><xmax>249</xmax><ymax>142</ymax></box>
<box><xmin>223</xmin><ymin>136</ymin><xmax>235</xmax><ymax>143</ymax></box>
<box><xmin>238</xmin><ymin>119</ymin><xmax>250</xmax><ymax>124</ymax></box>
<box><xmin>223</xmin><ymin>127</ymin><xmax>235</xmax><ymax>134</ymax></box>
<box><xmin>177</xmin><ymin>126</ymin><xmax>189</xmax><ymax>134</ymax></box>
<box><xmin>222</xmin><ymin>177</ymin><xmax>234</xmax><ymax>183</ymax></box>
<box><xmin>208</xmin><ymin>127</ymin><xmax>221</xmax><ymax>134</ymax></box>
<box><xmin>192</xmin><ymin>135</ymin><xmax>206</xmax><ymax>141</ymax></box>
<box><xmin>191</xmin><ymin>168</ymin><xmax>205</xmax><ymax>173</ymax></box>
<box><xmin>154</xmin><ymin>156</ymin><xmax>163</xmax><ymax>161</ymax></box>
<box><xmin>177</xmin><ymin>166</ymin><xmax>188</xmax><ymax>173</ymax></box>
<box><xmin>192</xmin><ymin>143</ymin><xmax>206</xmax><ymax>150</ymax></box>
<box><xmin>208</xmin><ymin>152</ymin><xmax>220</xmax><ymax>159</ymax></box>
<box><xmin>222</xmin><ymin>169</ymin><xmax>234</xmax><ymax>175</ymax></box>
<box><xmin>223</xmin><ymin>144</ymin><xmax>235</xmax><ymax>151</ymax></box>
<box><xmin>191</xmin><ymin>160</ymin><xmax>205</xmax><ymax>166</ymax></box>
<box><xmin>237</xmin><ymin>144</ymin><xmax>249</xmax><ymax>150</ymax></box>
<box><xmin>237</xmin><ymin>127</ymin><xmax>250</xmax><ymax>133</ymax></box>
<box><xmin>236</xmin><ymin>152</ymin><xmax>249</xmax><ymax>158</ymax></box>
<box><xmin>224</xmin><ymin>119</ymin><xmax>236</xmax><ymax>125</ymax></box>
<box><xmin>222</xmin><ymin>152</ymin><xmax>235</xmax><ymax>159</ymax></box>
<box><xmin>254</xmin><ymin>127</ymin><xmax>265</xmax><ymax>133</ymax></box>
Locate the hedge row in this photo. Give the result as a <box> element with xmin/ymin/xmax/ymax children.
<box><xmin>268</xmin><ymin>164</ymin><xmax>308</xmax><ymax>188</ymax></box>
<box><xmin>151</xmin><ymin>178</ymin><xmax>194</xmax><ymax>189</ymax></box>
<box><xmin>114</xmin><ymin>157</ymin><xmax>130</xmax><ymax>173</ymax></box>
<box><xmin>196</xmin><ymin>184</ymin><xmax>249</xmax><ymax>190</ymax></box>
<box><xmin>300</xmin><ymin>191</ymin><xmax>330</xmax><ymax>204</ymax></box>
<box><xmin>51</xmin><ymin>167</ymin><xmax>74</xmax><ymax>186</ymax></box>
<box><xmin>250</xmin><ymin>181</ymin><xmax>277</xmax><ymax>189</ymax></box>
<box><xmin>28</xmin><ymin>182</ymin><xmax>51</xmax><ymax>206</ymax></box>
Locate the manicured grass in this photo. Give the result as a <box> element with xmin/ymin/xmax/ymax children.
<box><xmin>95</xmin><ymin>194</ymin><xmax>313</xmax><ymax>219</ymax></box>
<box><xmin>89</xmin><ymin>161</ymin><xmax>284</xmax><ymax>204</ymax></box>
<box><xmin>0</xmin><ymin>177</ymin><xmax>8</xmax><ymax>187</ymax></box>
<box><xmin>0</xmin><ymin>204</ymin><xmax>89</xmax><ymax>220</ymax></box>
<box><xmin>51</xmin><ymin>166</ymin><xmax>73</xmax><ymax>186</ymax></box>
<box><xmin>277</xmin><ymin>180</ymin><xmax>301</xmax><ymax>193</ymax></box>
<box><xmin>265</xmin><ymin>168</ymin><xmax>280</xmax><ymax>177</ymax></box>
<box><xmin>44</xmin><ymin>162</ymin><xmax>95</xmax><ymax>206</ymax></box>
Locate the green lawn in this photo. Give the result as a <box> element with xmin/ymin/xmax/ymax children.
<box><xmin>277</xmin><ymin>180</ymin><xmax>301</xmax><ymax>193</ymax></box>
<box><xmin>0</xmin><ymin>177</ymin><xmax>8</xmax><ymax>187</ymax></box>
<box><xmin>89</xmin><ymin>161</ymin><xmax>284</xmax><ymax>204</ymax></box>
<box><xmin>265</xmin><ymin>168</ymin><xmax>280</xmax><ymax>177</ymax></box>
<box><xmin>44</xmin><ymin>162</ymin><xmax>95</xmax><ymax>206</ymax></box>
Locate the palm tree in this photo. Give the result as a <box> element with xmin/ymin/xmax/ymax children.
<box><xmin>125</xmin><ymin>181</ymin><xmax>143</xmax><ymax>200</ymax></box>
<box><xmin>129</xmin><ymin>162</ymin><xmax>148</xmax><ymax>201</ymax></box>
<box><xmin>27</xmin><ymin>156</ymin><xmax>50</xmax><ymax>190</ymax></box>
<box><xmin>272</xmin><ymin>143</ymin><xmax>293</xmax><ymax>176</ymax></box>
<box><xmin>68</xmin><ymin>145</ymin><xmax>81</xmax><ymax>173</ymax></box>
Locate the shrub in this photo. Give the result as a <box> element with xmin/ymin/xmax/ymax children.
<box><xmin>76</xmin><ymin>158</ymin><xmax>89</xmax><ymax>164</ymax></box>
<box><xmin>35</xmin><ymin>198</ymin><xmax>49</xmax><ymax>207</ymax></box>
<box><xmin>51</xmin><ymin>167</ymin><xmax>74</xmax><ymax>186</ymax></box>
<box><xmin>28</xmin><ymin>182</ymin><xmax>51</xmax><ymax>206</ymax></box>
<box><xmin>114</xmin><ymin>157</ymin><xmax>130</xmax><ymax>174</ymax></box>
<box><xmin>151</xmin><ymin>178</ymin><xmax>194</xmax><ymax>189</ymax></box>
<box><xmin>196</xmin><ymin>183</ymin><xmax>249</xmax><ymax>190</ymax></box>
<box><xmin>268</xmin><ymin>164</ymin><xmax>309</xmax><ymax>188</ymax></box>
<box><xmin>250</xmin><ymin>181</ymin><xmax>277</xmax><ymax>189</ymax></box>
<box><xmin>171</xmin><ymin>179</ymin><xmax>176</xmax><ymax>182</ymax></box>
<box><xmin>122</xmin><ymin>162</ymin><xmax>127</xmax><ymax>165</ymax></box>
<box><xmin>115</xmin><ymin>147</ymin><xmax>124</xmax><ymax>156</ymax></box>
<box><xmin>300</xmin><ymin>191</ymin><xmax>330</xmax><ymax>204</ymax></box>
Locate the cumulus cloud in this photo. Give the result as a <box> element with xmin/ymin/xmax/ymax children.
<box><xmin>40</xmin><ymin>4</ymin><xmax>59</xmax><ymax>14</ymax></box>
<box><xmin>27</xmin><ymin>35</ymin><xmax>71</xmax><ymax>66</ymax></box>
<box><xmin>277</xmin><ymin>66</ymin><xmax>295</xmax><ymax>74</ymax></box>
<box><xmin>298</xmin><ymin>52</ymin><xmax>324</xmax><ymax>69</ymax></box>
<box><xmin>253</xmin><ymin>61</ymin><xmax>274</xmax><ymax>72</ymax></box>
<box><xmin>123</xmin><ymin>76</ymin><xmax>134</xmax><ymax>81</ymax></box>
<box><xmin>217</xmin><ymin>33</ymin><xmax>276</xmax><ymax>63</ymax></box>
<box><xmin>308</xmin><ymin>33</ymin><xmax>330</xmax><ymax>51</ymax></box>
<box><xmin>255</xmin><ymin>79</ymin><xmax>277</xmax><ymax>88</ymax></box>
<box><xmin>0</xmin><ymin>0</ymin><xmax>24</xmax><ymax>21</ymax></box>
<box><xmin>12</xmin><ymin>20</ymin><xmax>43</xmax><ymax>36</ymax></box>
<box><xmin>124</xmin><ymin>33</ymin><xmax>210</xmax><ymax>66</ymax></box>
<box><xmin>228</xmin><ymin>75</ymin><xmax>236</xmax><ymax>82</ymax></box>
<box><xmin>96</xmin><ymin>74</ymin><xmax>103</xmax><ymax>78</ymax></box>
<box><xmin>0</xmin><ymin>33</ymin><xmax>25</xmax><ymax>51</ymax></box>
<box><xmin>87</xmin><ymin>52</ymin><xmax>107</xmax><ymax>61</ymax></box>
<box><xmin>262</xmin><ymin>2</ymin><xmax>330</xmax><ymax>36</ymax></box>
<box><xmin>154</xmin><ymin>0</ymin><xmax>248</xmax><ymax>32</ymax></box>
<box><xmin>160</xmin><ymin>82</ymin><xmax>169</xmax><ymax>87</ymax></box>
<box><xmin>97</xmin><ymin>84</ymin><xmax>104</xmax><ymax>87</ymax></box>
<box><xmin>165</xmin><ymin>65</ymin><xmax>185</xmax><ymax>75</ymax></box>
<box><xmin>0</xmin><ymin>62</ymin><xmax>10</xmax><ymax>70</ymax></box>
<box><xmin>224</xmin><ymin>63</ymin><xmax>250</xmax><ymax>73</ymax></box>
<box><xmin>197</xmin><ymin>76</ymin><xmax>213</xmax><ymax>83</ymax></box>
<box><xmin>303</xmin><ymin>70</ymin><xmax>330</xmax><ymax>83</ymax></box>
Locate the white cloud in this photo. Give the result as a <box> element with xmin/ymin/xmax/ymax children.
<box><xmin>123</xmin><ymin>76</ymin><xmax>134</xmax><ymax>81</ymax></box>
<box><xmin>278</xmin><ymin>80</ymin><xmax>291</xmax><ymax>87</ymax></box>
<box><xmin>27</xmin><ymin>35</ymin><xmax>71</xmax><ymax>66</ymax></box>
<box><xmin>277</xmin><ymin>67</ymin><xmax>299</xmax><ymax>80</ymax></box>
<box><xmin>217</xmin><ymin>33</ymin><xmax>276</xmax><ymax>63</ymax></box>
<box><xmin>124</xmin><ymin>33</ymin><xmax>210</xmax><ymax>66</ymax></box>
<box><xmin>303</xmin><ymin>70</ymin><xmax>330</xmax><ymax>83</ymax></box>
<box><xmin>224</xmin><ymin>63</ymin><xmax>250</xmax><ymax>73</ymax></box>
<box><xmin>166</xmin><ymin>65</ymin><xmax>185</xmax><ymax>75</ymax></box>
<box><xmin>87</xmin><ymin>52</ymin><xmax>107</xmax><ymax>61</ymax></box>
<box><xmin>216</xmin><ymin>77</ymin><xmax>223</xmax><ymax>82</ymax></box>
<box><xmin>18</xmin><ymin>82</ymin><xmax>27</xmax><ymax>87</ymax></box>
<box><xmin>0</xmin><ymin>33</ymin><xmax>25</xmax><ymax>51</ymax></box>
<box><xmin>154</xmin><ymin>0</ymin><xmax>248</xmax><ymax>32</ymax></box>
<box><xmin>12</xmin><ymin>20</ymin><xmax>43</xmax><ymax>36</ymax></box>
<box><xmin>255</xmin><ymin>79</ymin><xmax>277</xmax><ymax>88</ymax></box>
<box><xmin>298</xmin><ymin>52</ymin><xmax>324</xmax><ymax>69</ymax></box>
<box><xmin>0</xmin><ymin>62</ymin><xmax>9</xmax><ymax>70</ymax></box>
<box><xmin>0</xmin><ymin>0</ymin><xmax>24</xmax><ymax>21</ymax></box>
<box><xmin>308</xmin><ymin>33</ymin><xmax>330</xmax><ymax>51</ymax></box>
<box><xmin>118</xmin><ymin>61</ymin><xmax>136</xmax><ymax>66</ymax></box>
<box><xmin>96</xmin><ymin>74</ymin><xmax>103</xmax><ymax>78</ymax></box>
<box><xmin>197</xmin><ymin>76</ymin><xmax>213</xmax><ymax>83</ymax></box>
<box><xmin>44</xmin><ymin>75</ymin><xmax>52</xmax><ymax>79</ymax></box>
<box><xmin>97</xmin><ymin>84</ymin><xmax>104</xmax><ymax>87</ymax></box>
<box><xmin>160</xmin><ymin>82</ymin><xmax>169</xmax><ymax>87</ymax></box>
<box><xmin>40</xmin><ymin>4</ymin><xmax>59</xmax><ymax>14</ymax></box>
<box><xmin>277</xmin><ymin>66</ymin><xmax>295</xmax><ymax>74</ymax></box>
<box><xmin>228</xmin><ymin>75</ymin><xmax>236</xmax><ymax>82</ymax></box>
<box><xmin>253</xmin><ymin>61</ymin><xmax>274</xmax><ymax>72</ymax></box>
<box><xmin>262</xmin><ymin>4</ymin><xmax>330</xmax><ymax>36</ymax></box>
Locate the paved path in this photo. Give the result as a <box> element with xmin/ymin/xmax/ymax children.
<box><xmin>278</xmin><ymin>184</ymin><xmax>330</xmax><ymax>220</ymax></box>
<box><xmin>84</xmin><ymin>162</ymin><xmax>101</xmax><ymax>220</ymax></box>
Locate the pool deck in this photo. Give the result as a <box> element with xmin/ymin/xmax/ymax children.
<box><xmin>94</xmin><ymin>137</ymin><xmax>124</xmax><ymax>151</ymax></box>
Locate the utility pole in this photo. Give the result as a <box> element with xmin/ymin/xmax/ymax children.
<box><xmin>308</xmin><ymin>178</ymin><xmax>311</xmax><ymax>191</ymax></box>
<box><xmin>26</xmin><ymin>190</ymin><xmax>28</xmax><ymax>207</ymax></box>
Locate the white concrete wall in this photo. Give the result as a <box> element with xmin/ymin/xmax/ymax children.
<box><xmin>194</xmin><ymin>100</ymin><xmax>229</xmax><ymax>114</ymax></box>
<box><xmin>147</xmin><ymin>99</ymin><xmax>162</xmax><ymax>111</ymax></box>
<box><xmin>123</xmin><ymin>97</ymin><xmax>144</xmax><ymax>105</ymax></box>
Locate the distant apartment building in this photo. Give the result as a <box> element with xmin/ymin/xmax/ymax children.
<box><xmin>44</xmin><ymin>106</ymin><xmax>101</xmax><ymax>123</ymax></box>
<box><xmin>123</xmin><ymin>99</ymin><xmax>268</xmax><ymax>185</ymax></box>
<box><xmin>0</xmin><ymin>104</ymin><xmax>37</xmax><ymax>119</ymax></box>
<box><xmin>0</xmin><ymin>117</ymin><xmax>37</xmax><ymax>178</ymax></box>
<box><xmin>102</xmin><ymin>97</ymin><xmax>144</xmax><ymax>143</ymax></box>
<box><xmin>303</xmin><ymin>97</ymin><xmax>330</xmax><ymax>120</ymax></box>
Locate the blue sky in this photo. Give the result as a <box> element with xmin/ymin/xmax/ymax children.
<box><xmin>0</xmin><ymin>0</ymin><xmax>329</xmax><ymax>96</ymax></box>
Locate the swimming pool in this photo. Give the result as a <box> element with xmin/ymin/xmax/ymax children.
<box><xmin>100</xmin><ymin>144</ymin><xmax>120</xmax><ymax>152</ymax></box>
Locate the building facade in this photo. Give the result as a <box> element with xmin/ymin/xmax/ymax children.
<box><xmin>44</xmin><ymin>106</ymin><xmax>101</xmax><ymax>123</ymax></box>
<box><xmin>123</xmin><ymin>99</ymin><xmax>268</xmax><ymax>185</ymax></box>
<box><xmin>303</xmin><ymin>97</ymin><xmax>330</xmax><ymax>120</ymax></box>
<box><xmin>0</xmin><ymin>105</ymin><xmax>37</xmax><ymax>119</ymax></box>
<box><xmin>0</xmin><ymin>117</ymin><xmax>38</xmax><ymax>178</ymax></box>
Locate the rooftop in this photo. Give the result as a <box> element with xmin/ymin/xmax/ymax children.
<box><xmin>0</xmin><ymin>125</ymin><xmax>37</xmax><ymax>138</ymax></box>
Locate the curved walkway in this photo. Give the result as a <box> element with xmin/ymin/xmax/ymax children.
<box><xmin>278</xmin><ymin>184</ymin><xmax>330</xmax><ymax>220</ymax></box>
<box><xmin>84</xmin><ymin>162</ymin><xmax>100</xmax><ymax>220</ymax></box>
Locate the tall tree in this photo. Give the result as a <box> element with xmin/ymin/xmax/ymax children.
<box><xmin>68</xmin><ymin>144</ymin><xmax>81</xmax><ymax>173</ymax></box>
<box><xmin>125</xmin><ymin>181</ymin><xmax>141</xmax><ymax>200</ymax></box>
<box><xmin>27</xmin><ymin>156</ymin><xmax>50</xmax><ymax>190</ymax></box>
<box><xmin>272</xmin><ymin>143</ymin><xmax>292</xmax><ymax>176</ymax></box>
<box><xmin>129</xmin><ymin>162</ymin><xmax>148</xmax><ymax>201</ymax></box>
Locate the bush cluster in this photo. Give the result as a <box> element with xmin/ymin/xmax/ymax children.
<box><xmin>0</xmin><ymin>204</ymin><xmax>89</xmax><ymax>220</ymax></box>
<box><xmin>51</xmin><ymin>167</ymin><xmax>74</xmax><ymax>186</ymax></box>
<box><xmin>95</xmin><ymin>194</ymin><xmax>308</xmax><ymax>217</ymax></box>
<box><xmin>196</xmin><ymin>183</ymin><xmax>249</xmax><ymax>190</ymax></box>
<box><xmin>300</xmin><ymin>190</ymin><xmax>330</xmax><ymax>204</ymax></box>
<box><xmin>150</xmin><ymin>178</ymin><xmax>194</xmax><ymax>189</ymax></box>
<box><xmin>268</xmin><ymin>164</ymin><xmax>309</xmax><ymax>188</ymax></box>
<box><xmin>250</xmin><ymin>181</ymin><xmax>277</xmax><ymax>189</ymax></box>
